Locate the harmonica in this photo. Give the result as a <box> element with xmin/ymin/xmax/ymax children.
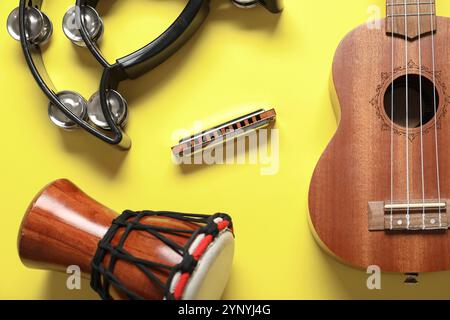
<box><xmin>172</xmin><ymin>108</ymin><xmax>277</xmax><ymax>158</ymax></box>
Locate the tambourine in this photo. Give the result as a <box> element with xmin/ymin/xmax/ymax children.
<box><xmin>7</xmin><ymin>0</ymin><xmax>283</xmax><ymax>150</ymax></box>
<box><xmin>19</xmin><ymin>179</ymin><xmax>235</xmax><ymax>300</ymax></box>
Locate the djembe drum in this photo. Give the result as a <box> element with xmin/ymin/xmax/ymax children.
<box><xmin>18</xmin><ymin>179</ymin><xmax>235</xmax><ymax>300</ymax></box>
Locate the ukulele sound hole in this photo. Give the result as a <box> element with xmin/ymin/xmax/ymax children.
<box><xmin>384</xmin><ymin>74</ymin><xmax>439</xmax><ymax>128</ymax></box>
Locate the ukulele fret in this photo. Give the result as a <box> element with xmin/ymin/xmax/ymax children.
<box><xmin>386</xmin><ymin>0</ymin><xmax>436</xmax><ymax>39</ymax></box>
<box><xmin>386</xmin><ymin>1</ymin><xmax>435</xmax><ymax>5</ymax></box>
<box><xmin>386</xmin><ymin>12</ymin><xmax>435</xmax><ymax>18</ymax></box>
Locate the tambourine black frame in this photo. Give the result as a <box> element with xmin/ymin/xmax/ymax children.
<box><xmin>18</xmin><ymin>0</ymin><xmax>283</xmax><ymax>150</ymax></box>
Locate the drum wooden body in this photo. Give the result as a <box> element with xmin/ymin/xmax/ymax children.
<box><xmin>19</xmin><ymin>179</ymin><xmax>234</xmax><ymax>299</ymax></box>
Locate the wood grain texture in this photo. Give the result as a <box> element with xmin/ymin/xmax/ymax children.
<box><xmin>18</xmin><ymin>179</ymin><xmax>199</xmax><ymax>299</ymax></box>
<box><xmin>308</xmin><ymin>17</ymin><xmax>450</xmax><ymax>273</ymax></box>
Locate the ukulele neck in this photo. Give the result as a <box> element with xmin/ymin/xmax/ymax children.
<box><xmin>386</xmin><ymin>0</ymin><xmax>436</xmax><ymax>39</ymax></box>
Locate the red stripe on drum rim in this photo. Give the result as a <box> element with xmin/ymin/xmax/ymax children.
<box><xmin>217</xmin><ymin>220</ymin><xmax>229</xmax><ymax>231</ymax></box>
<box><xmin>173</xmin><ymin>232</ymin><xmax>213</xmax><ymax>299</ymax></box>
<box><xmin>172</xmin><ymin>217</ymin><xmax>233</xmax><ymax>300</ymax></box>
<box><xmin>174</xmin><ymin>273</ymin><xmax>191</xmax><ymax>300</ymax></box>
<box><xmin>193</xmin><ymin>234</ymin><xmax>213</xmax><ymax>261</ymax></box>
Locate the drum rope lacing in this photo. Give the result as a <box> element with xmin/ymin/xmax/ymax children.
<box><xmin>91</xmin><ymin>210</ymin><xmax>233</xmax><ymax>300</ymax></box>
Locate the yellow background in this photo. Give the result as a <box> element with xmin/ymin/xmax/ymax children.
<box><xmin>1</xmin><ymin>0</ymin><xmax>450</xmax><ymax>299</ymax></box>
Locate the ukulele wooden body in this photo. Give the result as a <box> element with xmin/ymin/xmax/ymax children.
<box><xmin>308</xmin><ymin>17</ymin><xmax>450</xmax><ymax>273</ymax></box>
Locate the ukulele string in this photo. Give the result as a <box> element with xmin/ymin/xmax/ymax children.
<box><xmin>416</xmin><ymin>0</ymin><xmax>426</xmax><ymax>229</ymax></box>
<box><xmin>429</xmin><ymin>0</ymin><xmax>442</xmax><ymax>227</ymax></box>
<box><xmin>390</xmin><ymin>1</ymin><xmax>395</xmax><ymax>230</ymax></box>
<box><xmin>404</xmin><ymin>0</ymin><xmax>411</xmax><ymax>229</ymax></box>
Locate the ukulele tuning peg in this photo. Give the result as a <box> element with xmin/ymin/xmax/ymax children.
<box><xmin>7</xmin><ymin>7</ymin><xmax>53</xmax><ymax>45</ymax></box>
<box><xmin>404</xmin><ymin>273</ymin><xmax>419</xmax><ymax>285</ymax></box>
<box><xmin>62</xmin><ymin>5</ymin><xmax>104</xmax><ymax>47</ymax></box>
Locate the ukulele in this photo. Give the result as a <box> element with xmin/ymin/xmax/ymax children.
<box><xmin>308</xmin><ymin>0</ymin><xmax>450</xmax><ymax>276</ymax></box>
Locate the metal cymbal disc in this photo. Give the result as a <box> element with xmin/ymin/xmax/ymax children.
<box><xmin>62</xmin><ymin>5</ymin><xmax>103</xmax><ymax>46</ymax></box>
<box><xmin>87</xmin><ymin>90</ymin><xmax>128</xmax><ymax>130</ymax></box>
<box><xmin>48</xmin><ymin>91</ymin><xmax>88</xmax><ymax>130</ymax></box>
<box><xmin>7</xmin><ymin>7</ymin><xmax>44</xmax><ymax>42</ymax></box>
<box><xmin>36</xmin><ymin>11</ymin><xmax>53</xmax><ymax>44</ymax></box>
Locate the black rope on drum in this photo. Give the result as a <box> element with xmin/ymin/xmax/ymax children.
<box><xmin>90</xmin><ymin>210</ymin><xmax>232</xmax><ymax>300</ymax></box>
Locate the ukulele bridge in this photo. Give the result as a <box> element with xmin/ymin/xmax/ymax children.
<box><xmin>368</xmin><ymin>201</ymin><xmax>449</xmax><ymax>232</ymax></box>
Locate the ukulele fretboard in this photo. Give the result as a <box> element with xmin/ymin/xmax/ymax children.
<box><xmin>386</xmin><ymin>0</ymin><xmax>436</xmax><ymax>39</ymax></box>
